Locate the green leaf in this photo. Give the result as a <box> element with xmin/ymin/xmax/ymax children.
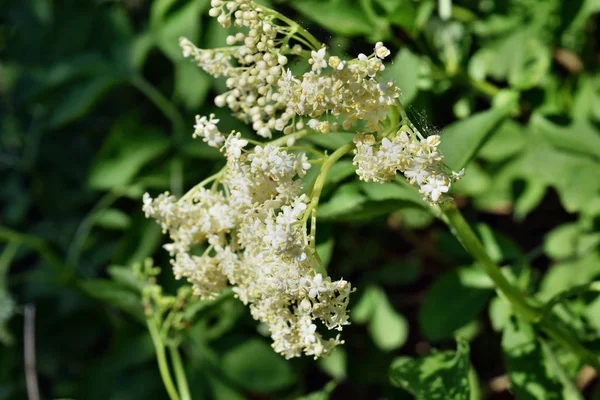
<box><xmin>531</xmin><ymin>114</ymin><xmax>600</xmax><ymax>161</ymax></box>
<box><xmin>501</xmin><ymin>319</ymin><xmax>564</xmax><ymax>400</ymax></box>
<box><xmin>318</xmin><ymin>349</ymin><xmax>347</xmax><ymax>380</ymax></box>
<box><xmin>360</xmin><ymin>181</ymin><xmax>427</xmax><ymax>206</ymax></box>
<box><xmin>389</xmin><ymin>339</ymin><xmax>471</xmax><ymax>400</ymax></box>
<box><xmin>174</xmin><ymin>60</ymin><xmax>212</xmax><ymax>110</ymax></box>
<box><xmin>222</xmin><ymin>339</ymin><xmax>296</xmax><ymax>392</ymax></box>
<box><xmin>293</xmin><ymin>1</ymin><xmax>373</xmax><ymax>37</ymax></box>
<box><xmin>153</xmin><ymin>0</ymin><xmax>208</xmax><ymax>62</ymax></box>
<box><xmin>352</xmin><ymin>286</ymin><xmax>408</xmax><ymax>351</ymax></box>
<box><xmin>438</xmin><ymin>105</ymin><xmax>512</xmax><ymax>171</ymax></box>
<box><xmin>89</xmin><ymin>118</ymin><xmax>170</xmax><ymax>190</ymax></box>
<box><xmin>107</xmin><ymin>265</ymin><xmax>141</xmax><ymax>292</ymax></box>
<box><xmin>49</xmin><ymin>76</ymin><xmax>122</xmax><ymax>128</ymax></box>
<box><xmin>297</xmin><ymin>381</ymin><xmax>337</xmax><ymax>400</ymax></box>
<box><xmin>477</xmin><ymin>119</ymin><xmax>526</xmax><ymax>162</ymax></box>
<box><xmin>79</xmin><ymin>279</ymin><xmax>144</xmax><ymax>321</ymax></box>
<box><xmin>382</xmin><ymin>48</ymin><xmax>421</xmax><ymax>104</ymax></box>
<box><xmin>368</xmin><ymin>290</ymin><xmax>409</xmax><ymax>351</ymax></box>
<box><xmin>318</xmin><ymin>183</ymin><xmax>366</xmax><ymax>219</ymax></box>
<box><xmin>419</xmin><ymin>269</ymin><xmax>493</xmax><ymax>342</ymax></box>
<box><xmin>305</xmin><ymin>132</ymin><xmax>355</xmax><ymax>151</ymax></box>
<box><xmin>538</xmin><ymin>251</ymin><xmax>600</xmax><ymax>301</ymax></box>
<box><xmin>544</xmin><ymin>223</ymin><xmax>580</xmax><ymax>260</ymax></box>
<box><xmin>94</xmin><ymin>208</ymin><xmax>132</xmax><ymax>230</ymax></box>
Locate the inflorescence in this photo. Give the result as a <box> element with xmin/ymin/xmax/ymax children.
<box><xmin>143</xmin><ymin>0</ymin><xmax>463</xmax><ymax>359</ymax></box>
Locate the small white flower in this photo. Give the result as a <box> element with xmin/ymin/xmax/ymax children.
<box><xmin>374</xmin><ymin>42</ymin><xmax>390</xmax><ymax>59</ymax></box>
<box><xmin>421</xmin><ymin>175</ymin><xmax>450</xmax><ymax>202</ymax></box>
<box><xmin>309</xmin><ymin>47</ymin><xmax>328</xmax><ymax>72</ymax></box>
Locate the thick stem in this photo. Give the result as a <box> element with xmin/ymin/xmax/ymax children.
<box><xmin>441</xmin><ymin>200</ymin><xmax>600</xmax><ymax>374</ymax></box>
<box><xmin>169</xmin><ymin>345</ymin><xmax>192</xmax><ymax>400</ymax></box>
<box><xmin>147</xmin><ymin>318</ymin><xmax>180</xmax><ymax>400</ymax></box>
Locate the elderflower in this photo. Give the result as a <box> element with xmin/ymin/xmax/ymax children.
<box><xmin>144</xmin><ymin>0</ymin><xmax>463</xmax><ymax>360</ymax></box>
<box><xmin>353</xmin><ymin>130</ymin><xmax>463</xmax><ymax>203</ymax></box>
<box><xmin>145</xmin><ymin>116</ymin><xmax>353</xmax><ymax>359</ymax></box>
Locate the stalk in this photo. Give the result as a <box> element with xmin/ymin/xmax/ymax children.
<box><xmin>441</xmin><ymin>200</ymin><xmax>600</xmax><ymax>374</ymax></box>
<box><xmin>169</xmin><ymin>345</ymin><xmax>192</xmax><ymax>400</ymax></box>
<box><xmin>147</xmin><ymin>316</ymin><xmax>180</xmax><ymax>400</ymax></box>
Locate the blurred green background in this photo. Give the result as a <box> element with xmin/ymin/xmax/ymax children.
<box><xmin>1</xmin><ymin>0</ymin><xmax>600</xmax><ymax>398</ymax></box>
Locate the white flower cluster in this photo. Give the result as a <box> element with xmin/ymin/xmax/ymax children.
<box><xmin>143</xmin><ymin>121</ymin><xmax>352</xmax><ymax>359</ymax></box>
<box><xmin>353</xmin><ymin>132</ymin><xmax>464</xmax><ymax>202</ymax></box>
<box><xmin>280</xmin><ymin>45</ymin><xmax>398</xmax><ymax>133</ymax></box>
<box><xmin>179</xmin><ymin>0</ymin><xmax>397</xmax><ymax>138</ymax></box>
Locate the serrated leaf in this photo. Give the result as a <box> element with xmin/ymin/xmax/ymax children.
<box><xmin>389</xmin><ymin>339</ymin><xmax>471</xmax><ymax>400</ymax></box>
<box><xmin>502</xmin><ymin>320</ymin><xmax>564</xmax><ymax>400</ymax></box>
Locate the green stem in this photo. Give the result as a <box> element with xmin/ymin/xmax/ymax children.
<box><xmin>169</xmin><ymin>345</ymin><xmax>192</xmax><ymax>400</ymax></box>
<box><xmin>147</xmin><ymin>317</ymin><xmax>180</xmax><ymax>400</ymax></box>
<box><xmin>66</xmin><ymin>190</ymin><xmax>120</xmax><ymax>267</ymax></box>
<box><xmin>441</xmin><ymin>200</ymin><xmax>600</xmax><ymax>374</ymax></box>
<box><xmin>304</xmin><ymin>143</ymin><xmax>355</xmax><ymax>236</ymax></box>
<box><xmin>131</xmin><ymin>75</ymin><xmax>186</xmax><ymax>138</ymax></box>
<box><xmin>0</xmin><ymin>226</ymin><xmax>74</xmax><ymax>284</ymax></box>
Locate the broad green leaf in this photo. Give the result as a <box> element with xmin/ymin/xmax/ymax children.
<box><xmin>538</xmin><ymin>251</ymin><xmax>600</xmax><ymax>301</ymax></box>
<box><xmin>477</xmin><ymin>119</ymin><xmax>526</xmax><ymax>162</ymax></box>
<box><xmin>451</xmin><ymin>163</ymin><xmax>491</xmax><ymax>197</ymax></box>
<box><xmin>383</xmin><ymin>48</ymin><xmax>421</xmax><ymax>104</ymax></box>
<box><xmin>89</xmin><ymin>118</ymin><xmax>170</xmax><ymax>189</ymax></box>
<box><xmin>107</xmin><ymin>265</ymin><xmax>141</xmax><ymax>292</ymax></box>
<box><xmin>323</xmin><ymin>160</ymin><xmax>356</xmax><ymax>188</ymax></box>
<box><xmin>49</xmin><ymin>76</ymin><xmax>122</xmax><ymax>128</ymax></box>
<box><xmin>79</xmin><ymin>279</ymin><xmax>144</xmax><ymax>321</ymax></box>
<box><xmin>544</xmin><ymin>223</ymin><xmax>580</xmax><ymax>260</ymax></box>
<box><xmin>94</xmin><ymin>208</ymin><xmax>131</xmax><ymax>230</ymax></box>
<box><xmin>389</xmin><ymin>339</ymin><xmax>471</xmax><ymax>400</ymax></box>
<box><xmin>531</xmin><ymin>114</ymin><xmax>600</xmax><ymax>161</ymax></box>
<box><xmin>352</xmin><ymin>286</ymin><xmax>408</xmax><ymax>351</ymax></box>
<box><xmin>153</xmin><ymin>0</ymin><xmax>209</xmax><ymax>62</ymax></box>
<box><xmin>305</xmin><ymin>132</ymin><xmax>355</xmax><ymax>151</ymax></box>
<box><xmin>368</xmin><ymin>289</ymin><xmax>409</xmax><ymax>351</ymax></box>
<box><xmin>174</xmin><ymin>60</ymin><xmax>212</xmax><ymax>110</ymax></box>
<box><xmin>318</xmin><ymin>349</ymin><xmax>347</xmax><ymax>380</ymax></box>
<box><xmin>352</xmin><ymin>286</ymin><xmax>379</xmax><ymax>324</ymax></box>
<box><xmin>502</xmin><ymin>320</ymin><xmax>564</xmax><ymax>400</ymax></box>
<box><xmin>318</xmin><ymin>183</ymin><xmax>366</xmax><ymax>219</ymax></box>
<box><xmin>297</xmin><ymin>381</ymin><xmax>337</xmax><ymax>400</ymax></box>
<box><xmin>419</xmin><ymin>269</ymin><xmax>493</xmax><ymax>342</ymax></box>
<box><xmin>438</xmin><ymin>105</ymin><xmax>513</xmax><ymax>171</ymax></box>
<box><xmin>361</xmin><ymin>180</ymin><xmax>427</xmax><ymax>206</ymax></box>
<box><xmin>222</xmin><ymin>339</ymin><xmax>296</xmax><ymax>392</ymax></box>
<box><xmin>383</xmin><ymin>0</ymin><xmax>418</xmax><ymax>33</ymax></box>
<box><xmin>293</xmin><ymin>1</ymin><xmax>373</xmax><ymax>37</ymax></box>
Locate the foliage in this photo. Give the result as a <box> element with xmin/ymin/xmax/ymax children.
<box><xmin>1</xmin><ymin>0</ymin><xmax>599</xmax><ymax>398</ymax></box>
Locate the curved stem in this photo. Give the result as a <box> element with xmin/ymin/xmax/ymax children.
<box><xmin>304</xmin><ymin>143</ymin><xmax>355</xmax><ymax>237</ymax></box>
<box><xmin>169</xmin><ymin>345</ymin><xmax>192</xmax><ymax>400</ymax></box>
<box><xmin>130</xmin><ymin>75</ymin><xmax>186</xmax><ymax>139</ymax></box>
<box><xmin>441</xmin><ymin>200</ymin><xmax>600</xmax><ymax>374</ymax></box>
<box><xmin>147</xmin><ymin>316</ymin><xmax>180</xmax><ymax>400</ymax></box>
